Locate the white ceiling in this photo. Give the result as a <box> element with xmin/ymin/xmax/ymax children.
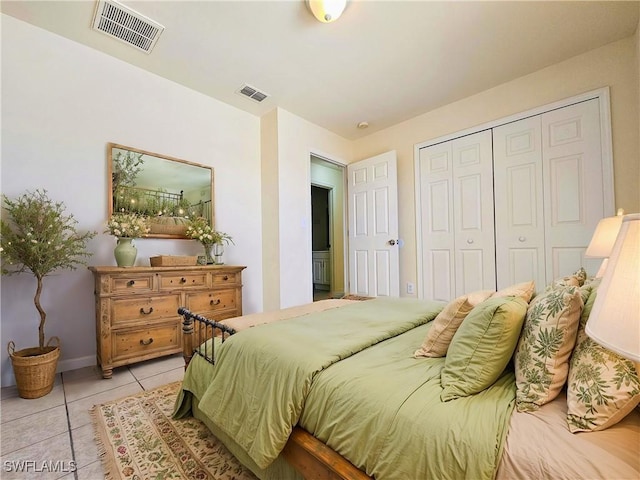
<box><xmin>2</xmin><ymin>1</ymin><xmax>638</xmax><ymax>140</ymax></box>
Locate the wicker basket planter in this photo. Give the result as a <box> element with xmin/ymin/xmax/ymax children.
<box><xmin>7</xmin><ymin>337</ymin><xmax>60</xmax><ymax>399</ymax></box>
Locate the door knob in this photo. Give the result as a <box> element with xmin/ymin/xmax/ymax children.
<box><xmin>389</xmin><ymin>239</ymin><xmax>397</xmax><ymax>246</ymax></box>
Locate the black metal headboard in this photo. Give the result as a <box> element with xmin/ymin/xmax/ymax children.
<box><xmin>178</xmin><ymin>307</ymin><xmax>237</xmax><ymax>366</ymax></box>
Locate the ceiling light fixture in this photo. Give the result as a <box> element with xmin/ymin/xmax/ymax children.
<box><xmin>306</xmin><ymin>0</ymin><xmax>347</xmax><ymax>23</ymax></box>
<box><xmin>357</xmin><ymin>121</ymin><xmax>369</xmax><ymax>129</ymax></box>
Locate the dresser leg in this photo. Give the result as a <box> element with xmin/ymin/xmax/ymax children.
<box><xmin>102</xmin><ymin>368</ymin><xmax>113</xmax><ymax>379</ymax></box>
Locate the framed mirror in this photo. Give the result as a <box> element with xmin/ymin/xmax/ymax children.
<box><xmin>107</xmin><ymin>143</ymin><xmax>214</xmax><ymax>239</ymax></box>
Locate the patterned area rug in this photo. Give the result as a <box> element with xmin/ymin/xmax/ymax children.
<box><xmin>340</xmin><ymin>294</ymin><xmax>374</xmax><ymax>301</ymax></box>
<box><xmin>91</xmin><ymin>381</ymin><xmax>257</xmax><ymax>480</ymax></box>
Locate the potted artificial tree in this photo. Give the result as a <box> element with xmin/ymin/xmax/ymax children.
<box><xmin>1</xmin><ymin>190</ymin><xmax>96</xmax><ymax>398</ymax></box>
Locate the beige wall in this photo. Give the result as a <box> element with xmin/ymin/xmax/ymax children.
<box><xmin>262</xmin><ymin>108</ymin><xmax>352</xmax><ymax>309</ymax></box>
<box><xmin>351</xmin><ymin>35</ymin><xmax>639</xmax><ymax>297</ymax></box>
<box><xmin>261</xmin><ymin>110</ymin><xmax>281</xmax><ymax>311</ymax></box>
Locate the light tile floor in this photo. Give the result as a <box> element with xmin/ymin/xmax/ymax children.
<box><xmin>0</xmin><ymin>354</ymin><xmax>185</xmax><ymax>479</ymax></box>
<box><xmin>313</xmin><ymin>288</ymin><xmax>333</xmax><ymax>302</ymax></box>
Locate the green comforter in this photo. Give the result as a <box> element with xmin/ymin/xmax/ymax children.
<box><xmin>174</xmin><ymin>298</ymin><xmax>517</xmax><ymax>479</ymax></box>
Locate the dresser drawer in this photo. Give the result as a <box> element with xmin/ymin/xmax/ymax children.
<box><xmin>110</xmin><ymin>274</ymin><xmax>155</xmax><ymax>294</ymax></box>
<box><xmin>159</xmin><ymin>272</ymin><xmax>208</xmax><ymax>290</ymax></box>
<box><xmin>186</xmin><ymin>289</ymin><xmax>237</xmax><ymax>313</ymax></box>
<box><xmin>212</xmin><ymin>271</ymin><xmax>240</xmax><ymax>285</ymax></box>
<box><xmin>111</xmin><ymin>294</ymin><xmax>181</xmax><ymax>325</ymax></box>
<box><xmin>113</xmin><ymin>323</ymin><xmax>180</xmax><ymax>361</ymax></box>
<box><xmin>89</xmin><ymin>265</ymin><xmax>245</xmax><ymax>379</ymax></box>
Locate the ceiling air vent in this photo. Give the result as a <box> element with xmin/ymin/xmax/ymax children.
<box><xmin>236</xmin><ymin>84</ymin><xmax>270</xmax><ymax>103</ymax></box>
<box><xmin>92</xmin><ymin>0</ymin><xmax>164</xmax><ymax>54</ymax></box>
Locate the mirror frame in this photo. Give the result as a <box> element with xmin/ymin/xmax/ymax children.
<box><xmin>107</xmin><ymin>143</ymin><xmax>215</xmax><ymax>239</ymax></box>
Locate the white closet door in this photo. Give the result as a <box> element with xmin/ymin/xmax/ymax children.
<box><xmin>418</xmin><ymin>142</ymin><xmax>455</xmax><ymax>301</ymax></box>
<box><xmin>542</xmin><ymin>99</ymin><xmax>604</xmax><ymax>279</ymax></box>
<box><xmin>493</xmin><ymin>117</ymin><xmax>546</xmax><ymax>291</ymax></box>
<box><xmin>452</xmin><ymin>130</ymin><xmax>496</xmax><ymax>296</ymax></box>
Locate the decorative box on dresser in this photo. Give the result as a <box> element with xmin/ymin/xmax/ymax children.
<box><xmin>89</xmin><ymin>265</ymin><xmax>245</xmax><ymax>379</ymax></box>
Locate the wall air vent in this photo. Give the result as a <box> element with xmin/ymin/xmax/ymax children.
<box><xmin>92</xmin><ymin>0</ymin><xmax>164</xmax><ymax>54</ymax></box>
<box><xmin>236</xmin><ymin>84</ymin><xmax>270</xmax><ymax>103</ymax></box>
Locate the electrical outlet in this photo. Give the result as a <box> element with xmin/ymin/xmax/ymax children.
<box><xmin>407</xmin><ymin>282</ymin><xmax>415</xmax><ymax>294</ymax></box>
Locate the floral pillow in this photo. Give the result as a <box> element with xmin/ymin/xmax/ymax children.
<box><xmin>566</xmin><ymin>287</ymin><xmax>640</xmax><ymax>432</ymax></box>
<box><xmin>414</xmin><ymin>290</ymin><xmax>494</xmax><ymax>358</ymax></box>
<box><xmin>546</xmin><ymin>267</ymin><xmax>588</xmax><ymax>290</ymax></box>
<box><xmin>514</xmin><ymin>284</ymin><xmax>584</xmax><ymax>412</ymax></box>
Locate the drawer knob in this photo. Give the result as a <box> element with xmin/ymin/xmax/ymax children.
<box><xmin>139</xmin><ymin>338</ymin><xmax>154</xmax><ymax>346</ymax></box>
<box><xmin>180</xmin><ymin>277</ymin><xmax>187</xmax><ymax>284</ymax></box>
<box><xmin>127</xmin><ymin>280</ymin><xmax>135</xmax><ymax>287</ymax></box>
<box><xmin>223</xmin><ymin>275</ymin><xmax>229</xmax><ymax>281</ymax></box>
<box><xmin>210</xmin><ymin>299</ymin><xmax>221</xmax><ymax>306</ymax></box>
<box><xmin>140</xmin><ymin>307</ymin><xmax>154</xmax><ymax>315</ymax></box>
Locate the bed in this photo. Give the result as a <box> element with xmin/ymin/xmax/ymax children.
<box><xmin>173</xmin><ymin>281</ymin><xmax>640</xmax><ymax>480</ymax></box>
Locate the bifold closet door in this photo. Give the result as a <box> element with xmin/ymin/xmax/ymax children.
<box><xmin>494</xmin><ymin>98</ymin><xmax>605</xmax><ymax>289</ymax></box>
<box><xmin>541</xmin><ymin>99</ymin><xmax>604</xmax><ymax>280</ymax></box>
<box><xmin>418</xmin><ymin>130</ymin><xmax>495</xmax><ymax>301</ymax></box>
<box><xmin>452</xmin><ymin>131</ymin><xmax>496</xmax><ymax>296</ymax></box>
<box><xmin>418</xmin><ymin>141</ymin><xmax>455</xmax><ymax>301</ymax></box>
<box><xmin>493</xmin><ymin>116</ymin><xmax>546</xmax><ymax>291</ymax></box>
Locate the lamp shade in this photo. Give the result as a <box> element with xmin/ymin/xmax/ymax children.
<box><xmin>585</xmin><ymin>215</ymin><xmax>623</xmax><ymax>258</ymax></box>
<box><xmin>585</xmin><ymin>213</ymin><xmax>640</xmax><ymax>362</ymax></box>
<box><xmin>307</xmin><ymin>0</ymin><xmax>347</xmax><ymax>23</ymax></box>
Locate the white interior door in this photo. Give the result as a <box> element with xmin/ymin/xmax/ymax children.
<box><xmin>348</xmin><ymin>151</ymin><xmax>399</xmax><ymax>297</ymax></box>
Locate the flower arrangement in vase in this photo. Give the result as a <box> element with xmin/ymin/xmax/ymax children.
<box><xmin>185</xmin><ymin>217</ymin><xmax>233</xmax><ymax>264</ymax></box>
<box><xmin>0</xmin><ymin>190</ymin><xmax>96</xmax><ymax>398</ymax></box>
<box><xmin>105</xmin><ymin>212</ymin><xmax>150</xmax><ymax>267</ymax></box>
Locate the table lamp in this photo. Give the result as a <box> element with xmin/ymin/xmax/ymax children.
<box><xmin>585</xmin><ymin>213</ymin><xmax>640</xmax><ymax>362</ymax></box>
<box><xmin>584</xmin><ymin>209</ymin><xmax>624</xmax><ymax>278</ymax></box>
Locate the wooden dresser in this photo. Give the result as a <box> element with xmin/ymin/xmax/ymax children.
<box><xmin>89</xmin><ymin>265</ymin><xmax>245</xmax><ymax>378</ymax></box>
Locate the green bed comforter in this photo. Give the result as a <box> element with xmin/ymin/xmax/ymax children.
<box><xmin>174</xmin><ymin>297</ymin><xmax>517</xmax><ymax>479</ymax></box>
<box><xmin>300</xmin><ymin>322</ymin><xmax>516</xmax><ymax>479</ymax></box>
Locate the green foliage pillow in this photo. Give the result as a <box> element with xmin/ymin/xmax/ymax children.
<box><xmin>440</xmin><ymin>296</ymin><xmax>527</xmax><ymax>401</ymax></box>
<box><xmin>514</xmin><ymin>284</ymin><xmax>584</xmax><ymax>412</ymax></box>
<box><xmin>566</xmin><ymin>288</ymin><xmax>640</xmax><ymax>432</ymax></box>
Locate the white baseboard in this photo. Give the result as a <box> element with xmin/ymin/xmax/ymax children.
<box><xmin>57</xmin><ymin>355</ymin><xmax>96</xmax><ymax>375</ymax></box>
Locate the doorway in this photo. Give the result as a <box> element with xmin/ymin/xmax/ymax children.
<box><xmin>310</xmin><ymin>155</ymin><xmax>346</xmax><ymax>301</ymax></box>
<box><xmin>311</xmin><ymin>185</ymin><xmax>332</xmax><ymax>301</ymax></box>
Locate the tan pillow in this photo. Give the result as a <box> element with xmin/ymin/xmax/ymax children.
<box><xmin>514</xmin><ymin>284</ymin><xmax>583</xmax><ymax>412</ymax></box>
<box><xmin>414</xmin><ymin>290</ymin><xmax>494</xmax><ymax>358</ymax></box>
<box><xmin>492</xmin><ymin>280</ymin><xmax>535</xmax><ymax>303</ymax></box>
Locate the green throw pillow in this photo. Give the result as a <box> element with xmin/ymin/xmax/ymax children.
<box><xmin>440</xmin><ymin>296</ymin><xmax>528</xmax><ymax>401</ymax></box>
